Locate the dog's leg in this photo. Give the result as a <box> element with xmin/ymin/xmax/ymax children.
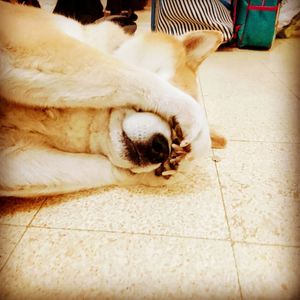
<box><xmin>0</xmin><ymin>50</ymin><xmax>204</xmax><ymax>148</ymax></box>
<box><xmin>0</xmin><ymin>145</ymin><xmax>137</xmax><ymax>197</ymax></box>
<box><xmin>0</xmin><ymin>1</ymin><xmax>206</xmax><ymax>147</ymax></box>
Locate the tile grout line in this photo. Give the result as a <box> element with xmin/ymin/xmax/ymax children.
<box><xmin>27</xmin><ymin>198</ymin><xmax>48</xmax><ymax>227</ymax></box>
<box><xmin>213</xmin><ymin>156</ymin><xmax>244</xmax><ymax>300</ymax></box>
<box><xmin>271</xmin><ymin>71</ymin><xmax>300</xmax><ymax>100</ymax></box>
<box><xmin>199</xmin><ymin>75</ymin><xmax>244</xmax><ymax>300</ymax></box>
<box><xmin>4</xmin><ymin>222</ymin><xmax>300</xmax><ymax>249</ymax></box>
<box><xmin>227</xmin><ymin>139</ymin><xmax>300</xmax><ymax>145</ymax></box>
<box><xmin>28</xmin><ymin>223</ymin><xmax>231</xmax><ymax>243</ymax></box>
<box><xmin>233</xmin><ymin>240</ymin><xmax>300</xmax><ymax>249</ymax></box>
<box><xmin>230</xmin><ymin>241</ymin><xmax>245</xmax><ymax>300</ymax></box>
<box><xmin>0</xmin><ymin>198</ymin><xmax>47</xmax><ymax>274</ymax></box>
<box><xmin>0</xmin><ymin>225</ymin><xmax>27</xmax><ymax>273</ymax></box>
<box><xmin>258</xmin><ymin>52</ymin><xmax>300</xmax><ymax>101</ymax></box>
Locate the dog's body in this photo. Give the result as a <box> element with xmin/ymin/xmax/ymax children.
<box><xmin>0</xmin><ymin>1</ymin><xmax>224</xmax><ymax>197</ymax></box>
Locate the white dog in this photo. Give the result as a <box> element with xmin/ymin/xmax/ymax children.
<box><xmin>0</xmin><ymin>2</ymin><xmax>224</xmax><ymax>197</ymax></box>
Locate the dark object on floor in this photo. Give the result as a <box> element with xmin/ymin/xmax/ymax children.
<box><xmin>100</xmin><ymin>0</ymin><xmax>139</xmax><ymax>34</ymax></box>
<box><xmin>97</xmin><ymin>14</ymin><xmax>137</xmax><ymax>34</ymax></box>
<box><xmin>131</xmin><ymin>0</ymin><xmax>148</xmax><ymax>10</ymax></box>
<box><xmin>53</xmin><ymin>0</ymin><xmax>138</xmax><ymax>32</ymax></box>
<box><xmin>4</xmin><ymin>0</ymin><xmax>40</xmax><ymax>7</ymax></box>
<box><xmin>107</xmin><ymin>0</ymin><xmax>148</xmax><ymax>12</ymax></box>
<box><xmin>53</xmin><ymin>0</ymin><xmax>104</xmax><ymax>25</ymax></box>
<box><xmin>8</xmin><ymin>0</ymin><xmax>139</xmax><ymax>32</ymax></box>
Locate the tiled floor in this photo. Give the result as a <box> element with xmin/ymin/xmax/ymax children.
<box><xmin>0</xmin><ymin>5</ymin><xmax>299</xmax><ymax>300</ymax></box>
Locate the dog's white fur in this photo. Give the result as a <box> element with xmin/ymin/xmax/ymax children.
<box><xmin>0</xmin><ymin>2</ymin><xmax>224</xmax><ymax>197</ymax></box>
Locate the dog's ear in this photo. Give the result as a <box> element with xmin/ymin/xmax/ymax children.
<box><xmin>181</xmin><ymin>30</ymin><xmax>223</xmax><ymax>71</ymax></box>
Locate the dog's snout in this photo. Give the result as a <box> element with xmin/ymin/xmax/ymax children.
<box><xmin>123</xmin><ymin>131</ymin><xmax>170</xmax><ymax>166</ymax></box>
<box><xmin>149</xmin><ymin>134</ymin><xmax>170</xmax><ymax>164</ymax></box>
<box><xmin>121</xmin><ymin>111</ymin><xmax>171</xmax><ymax>168</ymax></box>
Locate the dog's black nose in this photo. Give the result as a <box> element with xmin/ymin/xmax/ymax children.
<box><xmin>147</xmin><ymin>134</ymin><xmax>170</xmax><ymax>164</ymax></box>
<box><xmin>123</xmin><ymin>131</ymin><xmax>170</xmax><ymax>166</ymax></box>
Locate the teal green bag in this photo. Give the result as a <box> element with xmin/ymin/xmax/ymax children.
<box><xmin>232</xmin><ymin>0</ymin><xmax>282</xmax><ymax>49</ymax></box>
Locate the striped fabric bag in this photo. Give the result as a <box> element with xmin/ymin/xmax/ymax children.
<box><xmin>151</xmin><ymin>0</ymin><xmax>234</xmax><ymax>43</ymax></box>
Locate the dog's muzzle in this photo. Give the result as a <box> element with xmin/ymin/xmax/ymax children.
<box><xmin>122</xmin><ymin>111</ymin><xmax>171</xmax><ymax>170</ymax></box>
<box><xmin>108</xmin><ymin>109</ymin><xmax>171</xmax><ymax>173</ymax></box>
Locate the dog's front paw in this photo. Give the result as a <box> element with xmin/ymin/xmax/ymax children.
<box><xmin>156</xmin><ymin>92</ymin><xmax>211</xmax><ymax>178</ymax></box>
<box><xmin>153</xmin><ymin>85</ymin><xmax>208</xmax><ymax>152</ymax></box>
<box><xmin>173</xmin><ymin>95</ymin><xmax>208</xmax><ymax>148</ymax></box>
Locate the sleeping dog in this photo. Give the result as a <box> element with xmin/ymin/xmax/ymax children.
<box><xmin>0</xmin><ymin>1</ymin><xmax>224</xmax><ymax>197</ymax></box>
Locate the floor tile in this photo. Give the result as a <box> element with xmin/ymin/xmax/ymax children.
<box><xmin>200</xmin><ymin>49</ymin><xmax>268</xmax><ymax>78</ymax></box>
<box><xmin>0</xmin><ymin>197</ymin><xmax>44</xmax><ymax>226</ymax></box>
<box><xmin>273</xmin><ymin>72</ymin><xmax>300</xmax><ymax>99</ymax></box>
<box><xmin>216</xmin><ymin>39</ymin><xmax>300</xmax><ymax>74</ymax></box>
<box><xmin>261</xmin><ymin>38</ymin><xmax>300</xmax><ymax>74</ymax></box>
<box><xmin>215</xmin><ymin>141</ymin><xmax>300</xmax><ymax>246</ymax></box>
<box><xmin>0</xmin><ymin>225</ymin><xmax>26</xmax><ymax>270</ymax></box>
<box><xmin>234</xmin><ymin>242</ymin><xmax>300</xmax><ymax>300</ymax></box>
<box><xmin>200</xmin><ymin>66</ymin><xmax>300</xmax><ymax>143</ymax></box>
<box><xmin>285</xmin><ymin>38</ymin><xmax>300</xmax><ymax>51</ymax></box>
<box><xmin>200</xmin><ymin>39</ymin><xmax>293</xmax><ymax>78</ymax></box>
<box><xmin>32</xmin><ymin>158</ymin><xmax>229</xmax><ymax>240</ymax></box>
<box><xmin>0</xmin><ymin>227</ymin><xmax>241</xmax><ymax>300</ymax></box>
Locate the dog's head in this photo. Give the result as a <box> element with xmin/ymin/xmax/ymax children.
<box><xmin>107</xmin><ymin>30</ymin><xmax>223</xmax><ymax>174</ymax></box>
<box><xmin>115</xmin><ymin>30</ymin><xmax>223</xmax><ymax>99</ymax></box>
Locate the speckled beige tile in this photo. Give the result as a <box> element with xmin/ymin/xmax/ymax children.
<box><xmin>200</xmin><ymin>39</ymin><xmax>291</xmax><ymax>78</ymax></box>
<box><xmin>212</xmin><ymin>39</ymin><xmax>299</xmax><ymax>75</ymax></box>
<box><xmin>200</xmin><ymin>63</ymin><xmax>300</xmax><ymax>143</ymax></box>
<box><xmin>200</xmin><ymin>49</ymin><xmax>267</xmax><ymax>78</ymax></box>
<box><xmin>0</xmin><ymin>225</ymin><xmax>26</xmax><ymax>270</ymax></box>
<box><xmin>32</xmin><ymin>158</ymin><xmax>229</xmax><ymax>240</ymax></box>
<box><xmin>0</xmin><ymin>227</ymin><xmax>240</xmax><ymax>300</ymax></box>
<box><xmin>234</xmin><ymin>242</ymin><xmax>300</xmax><ymax>300</ymax></box>
<box><xmin>0</xmin><ymin>197</ymin><xmax>44</xmax><ymax>226</ymax></box>
<box><xmin>215</xmin><ymin>141</ymin><xmax>300</xmax><ymax>246</ymax></box>
<box><xmin>261</xmin><ymin>38</ymin><xmax>300</xmax><ymax>74</ymax></box>
<box><xmin>273</xmin><ymin>72</ymin><xmax>300</xmax><ymax>99</ymax></box>
<box><xmin>285</xmin><ymin>38</ymin><xmax>300</xmax><ymax>49</ymax></box>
